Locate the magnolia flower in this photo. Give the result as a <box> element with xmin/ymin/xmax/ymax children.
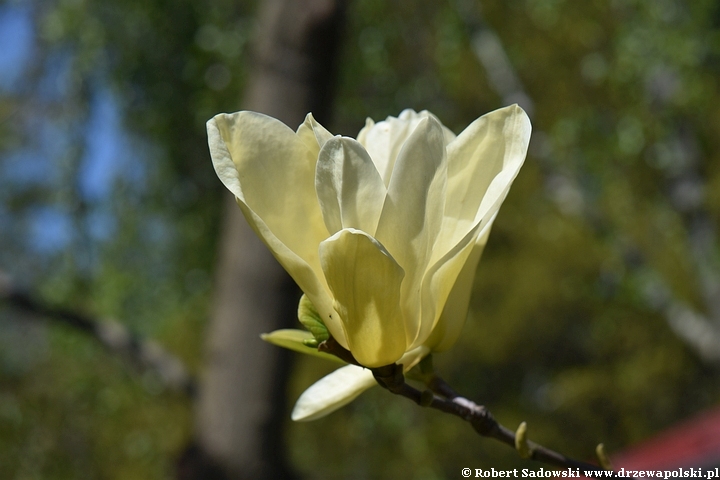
<box><xmin>207</xmin><ymin>105</ymin><xmax>531</xmax><ymax>421</ymax></box>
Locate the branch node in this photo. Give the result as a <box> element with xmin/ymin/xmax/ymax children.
<box><xmin>451</xmin><ymin>397</ymin><xmax>496</xmax><ymax>436</ymax></box>
<box><xmin>372</xmin><ymin>363</ymin><xmax>405</xmax><ymax>393</ymax></box>
<box><xmin>420</xmin><ymin>389</ymin><xmax>434</xmax><ymax>407</ymax></box>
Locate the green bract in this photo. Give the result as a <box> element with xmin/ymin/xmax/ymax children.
<box><xmin>208</xmin><ymin>106</ymin><xmax>531</xmax><ymax>421</ymax></box>
<box><xmin>297</xmin><ymin>294</ymin><xmax>329</xmax><ymax>345</ymax></box>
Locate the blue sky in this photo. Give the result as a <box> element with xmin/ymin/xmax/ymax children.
<box><xmin>1</xmin><ymin>4</ymin><xmax>145</xmax><ymax>253</ymax></box>
<box><xmin>0</xmin><ymin>4</ymin><xmax>33</xmax><ymax>90</ymax></box>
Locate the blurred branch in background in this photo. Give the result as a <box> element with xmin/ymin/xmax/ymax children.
<box><xmin>0</xmin><ymin>270</ymin><xmax>195</xmax><ymax>395</ymax></box>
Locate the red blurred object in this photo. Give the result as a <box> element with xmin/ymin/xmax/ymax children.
<box><xmin>613</xmin><ymin>407</ymin><xmax>720</xmax><ymax>470</ymax></box>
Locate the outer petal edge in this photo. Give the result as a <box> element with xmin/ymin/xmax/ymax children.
<box><xmin>291</xmin><ymin>365</ymin><xmax>376</xmax><ymax>422</ymax></box>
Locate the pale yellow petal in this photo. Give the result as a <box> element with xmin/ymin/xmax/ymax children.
<box><xmin>357</xmin><ymin>110</ymin><xmax>422</xmax><ymax>185</ymax></box>
<box><xmin>356</xmin><ymin>110</ymin><xmax>455</xmax><ymax>186</ymax></box>
<box><xmin>411</xmin><ymin>220</ymin><xmax>483</xmax><ymax>349</ymax></box>
<box><xmin>398</xmin><ymin>345</ymin><xmax>431</xmax><ymax>371</ymax></box>
<box><xmin>421</xmin><ymin>106</ymin><xmax>530</xmax><ymax>349</ymax></box>
<box><xmin>291</xmin><ymin>365</ymin><xmax>377</xmax><ymax>421</ymax></box>
<box><xmin>207</xmin><ymin>112</ymin><xmax>346</xmax><ymax>346</ymax></box>
<box><xmin>297</xmin><ymin>112</ymin><xmax>333</xmax><ymax>151</ymax></box>
<box><xmin>374</xmin><ymin>116</ymin><xmax>447</xmax><ymax>343</ymax></box>
<box><xmin>319</xmin><ymin>228</ymin><xmax>406</xmax><ymax>368</ymax></box>
<box><xmin>424</xmin><ymin>222</ymin><xmax>493</xmax><ymax>352</ymax></box>
<box><xmin>208</xmin><ymin>112</ymin><xmax>327</xmax><ymax>260</ymax></box>
<box><xmin>356</xmin><ymin>117</ymin><xmax>374</xmax><ymax>147</ymax></box>
<box><xmin>316</xmin><ymin>137</ymin><xmax>386</xmax><ymax>235</ymax></box>
<box><xmin>415</xmin><ymin>109</ymin><xmax>457</xmax><ymax>144</ymax></box>
<box><xmin>434</xmin><ymin>104</ymin><xmax>531</xmax><ymax>262</ymax></box>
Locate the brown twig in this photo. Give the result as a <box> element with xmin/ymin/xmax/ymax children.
<box><xmin>320</xmin><ymin>335</ymin><xmax>621</xmax><ymax>478</ymax></box>
<box><xmin>374</xmin><ymin>363</ymin><xmax>607</xmax><ymax>473</ymax></box>
<box><xmin>318</xmin><ymin>336</ymin><xmax>361</xmax><ymax>366</ymax></box>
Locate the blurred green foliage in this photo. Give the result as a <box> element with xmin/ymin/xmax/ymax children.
<box><xmin>2</xmin><ymin>0</ymin><xmax>720</xmax><ymax>478</ymax></box>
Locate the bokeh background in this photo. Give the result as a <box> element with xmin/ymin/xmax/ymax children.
<box><xmin>2</xmin><ymin>0</ymin><xmax>720</xmax><ymax>478</ymax></box>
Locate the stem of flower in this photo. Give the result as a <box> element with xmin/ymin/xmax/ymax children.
<box><xmin>317</xmin><ymin>336</ymin><xmax>361</xmax><ymax>366</ymax></box>
<box><xmin>317</xmin><ymin>334</ymin><xmax>625</xmax><ymax>479</ymax></box>
<box><xmin>372</xmin><ymin>363</ymin><xmax>621</xmax><ymax>477</ymax></box>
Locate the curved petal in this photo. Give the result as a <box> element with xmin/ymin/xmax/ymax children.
<box><xmin>356</xmin><ymin>117</ymin><xmax>374</xmax><ymax>148</ymax></box>
<box><xmin>319</xmin><ymin>228</ymin><xmax>406</xmax><ymax>368</ymax></box>
<box><xmin>208</xmin><ymin>112</ymin><xmax>345</xmax><ymax>345</ymax></box>
<box><xmin>417</xmin><ymin>105</ymin><xmax>531</xmax><ymax>347</ymax></box>
<box><xmin>297</xmin><ymin>112</ymin><xmax>333</xmax><ymax>151</ymax></box>
<box><xmin>208</xmin><ymin>112</ymin><xmax>327</xmax><ymax>254</ymax></box>
<box><xmin>422</xmin><ymin>106</ymin><xmax>530</xmax><ymax>347</ymax></box>
<box><xmin>315</xmin><ymin>137</ymin><xmax>386</xmax><ymax>235</ymax></box>
<box><xmin>291</xmin><ymin>364</ymin><xmax>376</xmax><ymax>422</ymax></box>
<box><xmin>424</xmin><ymin>219</ymin><xmax>493</xmax><ymax>352</ymax></box>
<box><xmin>398</xmin><ymin>345</ymin><xmax>431</xmax><ymax>371</ymax></box>
<box><xmin>374</xmin><ymin>116</ymin><xmax>447</xmax><ymax>343</ymax></box>
<box><xmin>411</xmin><ymin>220</ymin><xmax>483</xmax><ymax>349</ymax></box>
<box><xmin>357</xmin><ymin>109</ymin><xmax>453</xmax><ymax>186</ymax></box>
<box><xmin>434</xmin><ymin>105</ymin><xmax>531</xmax><ymax>261</ymax></box>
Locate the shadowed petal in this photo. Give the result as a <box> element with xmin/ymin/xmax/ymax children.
<box><xmin>297</xmin><ymin>112</ymin><xmax>333</xmax><ymax>151</ymax></box>
<box><xmin>316</xmin><ymin>137</ymin><xmax>386</xmax><ymax>235</ymax></box>
<box><xmin>357</xmin><ymin>109</ymin><xmax>454</xmax><ymax>186</ymax></box>
<box><xmin>374</xmin><ymin>116</ymin><xmax>447</xmax><ymax>343</ymax></box>
<box><xmin>411</xmin><ymin>219</ymin><xmax>484</xmax><ymax>348</ymax></box>
<box><xmin>427</xmin><ymin>223</ymin><xmax>493</xmax><ymax>352</ymax></box>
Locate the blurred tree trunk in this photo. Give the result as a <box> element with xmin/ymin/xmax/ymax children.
<box><xmin>178</xmin><ymin>1</ymin><xmax>346</xmax><ymax>479</ymax></box>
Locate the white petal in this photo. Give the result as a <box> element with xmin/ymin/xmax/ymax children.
<box><xmin>319</xmin><ymin>229</ymin><xmax>406</xmax><ymax>368</ymax></box>
<box><xmin>356</xmin><ymin>117</ymin><xmax>374</xmax><ymax>147</ymax></box>
<box><xmin>374</xmin><ymin>116</ymin><xmax>448</xmax><ymax>343</ymax></box>
<box><xmin>291</xmin><ymin>345</ymin><xmax>431</xmax><ymax>422</ymax></box>
<box><xmin>414</xmin><ymin>110</ymin><xmax>457</xmax><ymax>144</ymax></box>
<box><xmin>315</xmin><ymin>137</ymin><xmax>386</xmax><ymax>235</ymax></box>
<box><xmin>291</xmin><ymin>364</ymin><xmax>376</xmax><ymax>422</ymax></box>
<box><xmin>207</xmin><ymin>112</ymin><xmax>346</xmax><ymax>346</ymax></box>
